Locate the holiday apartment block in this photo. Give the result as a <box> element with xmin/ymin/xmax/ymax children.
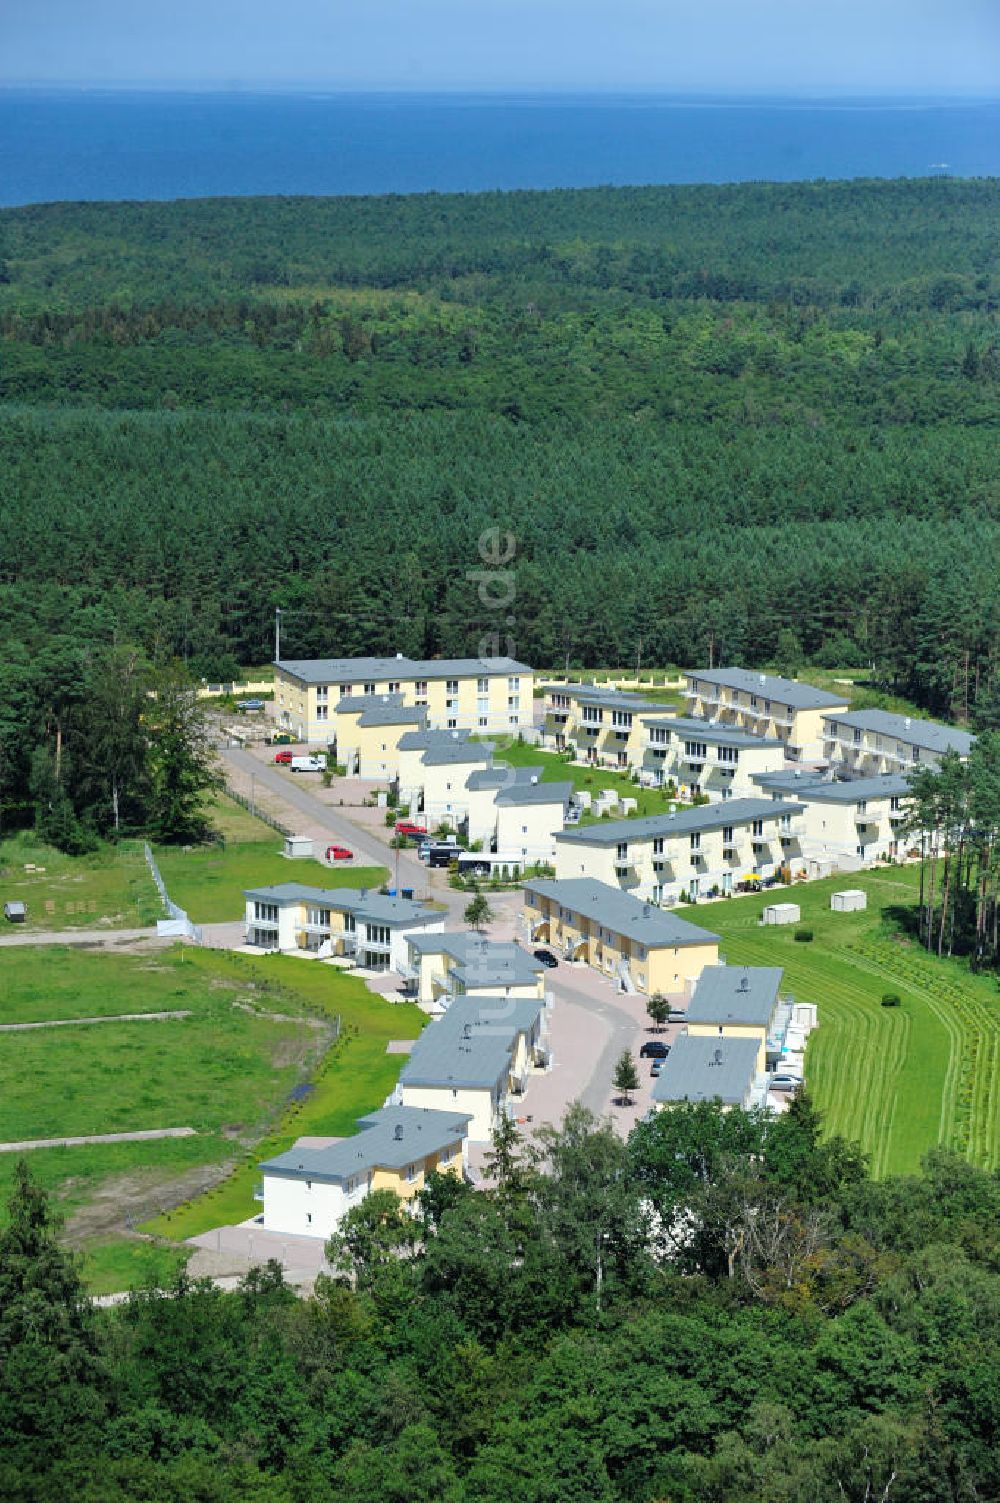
<box><xmin>640</xmin><ymin>714</ymin><xmax>786</xmax><ymax>799</ymax></box>
<box><xmin>682</xmin><ymin>668</ymin><xmax>849</xmax><ymax>760</ymax></box>
<box><xmin>821</xmin><ymin>709</ymin><xmax>975</xmax><ymax>778</ymax></box>
<box><xmin>274</xmin><ymin>654</ymin><xmax>534</xmax><ymax>743</ymax></box>
<box><xmin>542</xmin><ymin>683</ymin><xmax>671</xmax><ymax>767</ymax></box>
<box><xmin>552</xmin><ymin>797</ymin><xmax>806</xmax><ymax>905</ymax></box>
<box><xmin>242</xmin><ymin>882</ymin><xmax>443</xmax><ymax>970</ymax></box>
<box><xmin>520</xmin><ymin>877</ymin><xmax>720</xmax><ymax>996</ymax></box>
<box><xmin>753</xmin><ymin>770</ymin><xmax>914</xmax><ymax>867</ymax></box>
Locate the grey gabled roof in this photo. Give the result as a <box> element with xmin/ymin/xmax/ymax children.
<box><xmin>554</xmin><ymin>797</ymin><xmax>804</xmax><ymax>847</ymax></box>
<box><xmin>242</xmin><ymin>882</ymin><xmax>438</xmax><ymax>928</ymax></box>
<box><xmin>753</xmin><ymin>770</ymin><xmax>914</xmax><ymax>803</ymax></box>
<box><xmin>276</xmin><ymin>655</ymin><xmax>531</xmax><ymax>685</ymax></box>
<box><xmin>398</xmin><ymin>727</ymin><xmax>472</xmax><ymax>751</ymax></box>
<box><xmin>495</xmin><ymin>779</ymin><xmax>573</xmax><ymax>807</ymax></box>
<box><xmin>466</xmin><ymin>765</ymin><xmax>541</xmax><ymax>792</ymax></box>
<box><xmin>260</xmin><ymin>1105</ymin><xmax>471</xmax><ymax>1183</ymax></box>
<box><xmin>686</xmin><ymin>965</ymin><xmax>783</xmax><ymax>1027</ymax></box>
<box><xmin>420</xmin><ymin>742</ymin><xmax>495</xmax><ymax>767</ymax></box>
<box><xmin>652</xmin><ymin>1034</ymin><xmax>760</xmax><ymax>1106</ymax></box>
<box><xmin>641</xmin><ymin>714</ymin><xmax>784</xmax><ymax>750</ymax></box>
<box><xmin>523</xmin><ymin>877</ymin><xmax>719</xmax><ymax>949</ymax></box>
<box><xmin>685</xmin><ymin>667</ymin><xmax>849</xmax><ymax>711</ymax></box>
<box><xmin>400</xmin><ymin>994</ymin><xmax>543</xmax><ymax>1092</ymax></box>
<box><xmin>821</xmin><ymin>708</ymin><xmax>975</xmax><ymax>757</ymax></box>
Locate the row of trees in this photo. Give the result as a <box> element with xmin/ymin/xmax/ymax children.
<box><xmin>906</xmin><ymin>733</ymin><xmax>1000</xmax><ymax>966</ymax></box>
<box><xmin>0</xmin><ymin>642</ymin><xmax>218</xmax><ymax>848</ymax></box>
<box><xmin>3</xmin><ymin>1097</ymin><xmax>999</xmax><ymax>1501</ymax></box>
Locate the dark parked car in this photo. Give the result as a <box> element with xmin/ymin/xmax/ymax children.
<box><xmin>639</xmin><ymin>1040</ymin><xmax>670</xmax><ymax>1060</ymax></box>
<box><xmin>533</xmin><ymin>948</ymin><xmax>559</xmax><ymax>969</ymax></box>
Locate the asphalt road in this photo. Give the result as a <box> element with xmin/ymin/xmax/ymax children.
<box><xmin>221</xmin><ymin>747</ymin><xmax>474</xmax><ymax>924</ymax></box>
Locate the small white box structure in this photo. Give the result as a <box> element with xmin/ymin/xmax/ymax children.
<box><xmin>575</xmin><ymin>790</ymin><xmax>592</xmax><ymax>810</ymax></box>
<box><xmin>831</xmin><ymin>889</ymin><xmax>867</xmax><ymax>913</ymax></box>
<box><xmin>762</xmin><ymin>902</ymin><xmax>800</xmax><ymax>925</ymax></box>
<box><xmin>284</xmin><ymin>835</ymin><xmax>314</xmax><ymax>860</ymax></box>
<box><xmin>793</xmin><ymin>1002</ymin><xmax>818</xmax><ymax>1032</ymax></box>
<box><xmin>620</xmin><ymin>797</ymin><xmax>638</xmax><ymax>815</ymax></box>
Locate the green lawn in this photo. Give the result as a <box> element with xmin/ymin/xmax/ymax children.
<box><xmin>0</xmin><ymin>832</ymin><xmax>160</xmax><ymax>931</ymax></box>
<box><xmin>691</xmin><ymin>866</ymin><xmax>1000</xmax><ymax>1177</ymax></box>
<box><xmin>491</xmin><ymin>737</ymin><xmax>689</xmax><ymax>821</ymax></box>
<box><xmin>145</xmin><ymin>953</ymin><xmax>426</xmax><ymax>1240</ymax></box>
<box><xmin>152</xmin><ymin>794</ymin><xmax>387</xmax><ymax>922</ymax></box>
<box><xmin>0</xmin><ymin>945</ymin><xmax>423</xmax><ymax>1291</ymax></box>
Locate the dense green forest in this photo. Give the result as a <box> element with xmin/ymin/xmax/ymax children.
<box><xmin>2</xmin><ymin>180</ymin><xmax>1000</xmax><ymax>831</ymax></box>
<box><xmin>4</xmin><ymin>1101</ymin><xmax>1000</xmax><ymax>1503</ymax></box>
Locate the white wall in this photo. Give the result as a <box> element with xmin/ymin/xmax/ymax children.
<box><xmin>400</xmin><ymin>1083</ymin><xmax>498</xmax><ymax>1142</ymax></box>
<box><xmin>262</xmin><ymin>1172</ymin><xmax>373</xmax><ymax>1238</ymax></box>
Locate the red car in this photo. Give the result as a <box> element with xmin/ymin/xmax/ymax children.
<box><xmin>326</xmin><ymin>845</ymin><xmax>353</xmax><ymax>862</ymax></box>
<box><xmin>273</xmin><ymin>749</ymin><xmax>293</xmax><ymax>765</ymax></box>
<box><xmin>394</xmin><ymin>820</ymin><xmax>427</xmax><ymax>839</ymax></box>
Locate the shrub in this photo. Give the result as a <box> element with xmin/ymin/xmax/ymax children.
<box><xmin>881</xmin><ymin>992</ymin><xmax>902</xmax><ymax>1007</ymax></box>
<box><xmin>794</xmin><ymin>929</ymin><xmax>814</xmax><ymax>943</ymax></box>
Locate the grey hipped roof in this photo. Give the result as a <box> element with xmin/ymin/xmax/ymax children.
<box><xmin>554</xmin><ymin>797</ymin><xmax>804</xmax><ymax>847</ymax></box>
<box><xmin>356</xmin><ymin>705</ymin><xmax>427</xmax><ymax>728</ymax></box>
<box><xmin>335</xmin><ymin>692</ymin><xmax>405</xmax><ymax>715</ymax></box>
<box><xmin>652</xmin><ymin>1034</ymin><xmax>760</xmax><ymax>1106</ymax></box>
<box><xmin>686</xmin><ymin>965</ymin><xmax>783</xmax><ymax>1027</ymax></box>
<box><xmin>243</xmin><ymin>882</ymin><xmax>438</xmax><ymax>928</ymax></box>
<box><xmin>753</xmin><ymin>770</ymin><xmax>914</xmax><ymax>803</ymax></box>
<box><xmin>822</xmin><ymin>708</ymin><xmax>975</xmax><ymax>757</ymax></box>
<box><xmin>542</xmin><ymin>684</ymin><xmax>670</xmax><ymax>714</ymax></box>
<box><xmin>406</xmin><ymin>930</ymin><xmax>545</xmax><ymax>988</ymax></box>
<box><xmin>398</xmin><ymin>727</ymin><xmax>472</xmax><ymax>751</ymax></box>
<box><xmin>276</xmin><ymin>655</ymin><xmax>531</xmax><ymax>685</ymax></box>
<box><xmin>400</xmin><ymin>994</ymin><xmax>544</xmax><ymax>1092</ymax></box>
<box><xmin>495</xmin><ymin>779</ymin><xmax>573</xmax><ymax>807</ymax></box>
<box><xmin>466</xmin><ymin>765</ymin><xmax>541</xmax><ymax>792</ymax></box>
<box><xmin>260</xmin><ymin>1105</ymin><xmax>471</xmax><ymax>1183</ymax></box>
<box><xmin>522</xmin><ymin>877</ymin><xmax>720</xmax><ymax>949</ymax></box>
<box><xmin>420</xmin><ymin>742</ymin><xmax>495</xmax><ymax>767</ymax></box>
<box><xmin>685</xmin><ymin>667</ymin><xmax>848</xmax><ymax>711</ymax></box>
<box><xmin>642</xmin><ymin>714</ymin><xmax>784</xmax><ymax>750</ymax></box>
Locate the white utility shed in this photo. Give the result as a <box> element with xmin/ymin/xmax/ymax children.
<box><xmin>831</xmin><ymin>889</ymin><xmax>867</xmax><ymax>912</ymax></box>
<box><xmin>762</xmin><ymin>902</ymin><xmax>800</xmax><ymax>926</ymax></box>
<box><xmin>284</xmin><ymin>836</ymin><xmax>315</xmax><ymax>860</ymax></box>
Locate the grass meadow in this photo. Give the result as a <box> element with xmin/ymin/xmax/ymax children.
<box><xmin>696</xmin><ymin>865</ymin><xmax>1000</xmax><ymax>1176</ymax></box>
<box><xmin>0</xmin><ymin>944</ymin><xmax>424</xmax><ymax>1292</ymax></box>
<box><xmin>0</xmin><ymin>832</ymin><xmax>160</xmax><ymax>930</ymax></box>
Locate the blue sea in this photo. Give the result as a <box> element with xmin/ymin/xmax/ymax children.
<box><xmin>1</xmin><ymin>90</ymin><xmax>998</xmax><ymax>206</ymax></box>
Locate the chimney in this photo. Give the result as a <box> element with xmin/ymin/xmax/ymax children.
<box><xmin>713</xmin><ymin>1048</ymin><xmax>723</xmax><ymax>1065</ymax></box>
<box><xmin>394</xmin><ymin>1124</ymin><xmax>403</xmax><ymax>1141</ymax></box>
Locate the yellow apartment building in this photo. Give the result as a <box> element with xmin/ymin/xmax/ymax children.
<box><xmin>683</xmin><ymin>668</ymin><xmax>848</xmax><ymax>761</ymax></box>
<box><xmin>259</xmin><ymin>1105</ymin><xmax>470</xmax><ymax>1238</ymax></box>
<box><xmin>821</xmin><ymin>708</ymin><xmax>975</xmax><ymax>777</ymax></box>
<box><xmin>274</xmin><ymin>654</ymin><xmax>534</xmax><ymax>744</ymax></box>
<box><xmin>542</xmin><ymin>683</ymin><xmax>672</xmax><ymax>767</ymax></box>
<box><xmin>683</xmin><ymin>964</ymin><xmax>786</xmax><ymax>1072</ymax></box>
<box><xmin>521</xmin><ymin>876</ymin><xmax>720</xmax><ymax>996</ymax></box>
<box><xmin>331</xmin><ymin>694</ymin><xmax>426</xmax><ymax>778</ymax></box>
<box><xmin>553</xmin><ymin>797</ymin><xmax>806</xmax><ymax>906</ymax></box>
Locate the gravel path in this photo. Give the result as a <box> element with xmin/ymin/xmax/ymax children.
<box><xmin>0</xmin><ymin>926</ymin><xmax>161</xmax><ymax>948</ymax></box>
<box><xmin>0</xmin><ymin>1010</ymin><xmax>191</xmax><ymax>1033</ymax></box>
<box><xmin>0</xmin><ymin>1127</ymin><xmax>196</xmax><ymax>1154</ymax></box>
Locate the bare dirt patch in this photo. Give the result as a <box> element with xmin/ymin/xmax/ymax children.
<box><xmin>63</xmin><ymin>1159</ymin><xmax>239</xmax><ymax>1245</ymax></box>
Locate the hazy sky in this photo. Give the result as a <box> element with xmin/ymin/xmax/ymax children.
<box><xmin>3</xmin><ymin>0</ymin><xmax>998</xmax><ymax>94</ymax></box>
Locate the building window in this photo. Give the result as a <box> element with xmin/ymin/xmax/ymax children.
<box><xmin>653</xmin><ymin>837</ymin><xmax>664</xmax><ymax>854</ymax></box>
<box><xmin>508</xmin><ymin>695</ymin><xmax>520</xmax><ymax>710</ymax></box>
<box><xmin>306</xmin><ymin>1212</ymin><xmax>312</xmax><ymax>1225</ymax></box>
<box><xmin>316</xmin><ymin>704</ymin><xmax>328</xmax><ymax>721</ymax></box>
<box><xmin>254</xmin><ymin>901</ymin><xmax>279</xmax><ymax>924</ymax></box>
<box><xmin>508</xmin><ymin>676</ymin><xmax>519</xmax><ymax>692</ymax></box>
<box><xmin>477</xmin><ymin>676</ymin><xmax>489</xmax><ymax>693</ymax></box>
<box><xmin>718</xmin><ymin>746</ymin><xmax>738</xmax><ymax>765</ymax></box>
<box><xmin>363</xmin><ymin>681</ymin><xmax>375</xmax><ymax>695</ymax></box>
<box><xmin>689</xmin><ymin>833</ymin><xmax>701</xmax><ymax>851</ymax></box>
<box><xmin>341</xmin><ymin>684</ymin><xmax>353</xmax><ymax>697</ymax></box>
<box><xmin>611</xmin><ymin>711</ymin><xmax>632</xmax><ymax>728</ymax></box>
<box><xmin>415</xmin><ymin>680</ymin><xmax>428</xmax><ymax>697</ymax></box>
<box><xmin>856</xmin><ymin>800</ymin><xmax>868</xmax><ymax>815</ymax></box>
<box><xmin>388</xmin><ymin>680</ymin><xmax>400</xmax><ymax>693</ymax></box>
<box><xmin>616</xmin><ymin>842</ymin><xmax>628</xmax><ymax>860</ymax></box>
<box><xmin>479</xmin><ymin>716</ymin><xmax>489</xmax><ymax>727</ymax></box>
<box><xmin>684</xmin><ymin>741</ymin><xmax>707</xmax><ymax>760</ymax></box>
<box><xmin>306</xmin><ymin>1180</ymin><xmax>312</xmax><ymax>1190</ymax></box>
<box><xmin>316</xmin><ymin>685</ymin><xmax>328</xmax><ymax>700</ymax></box>
<box><xmin>447</xmin><ymin>717</ymin><xmax>458</xmax><ymax>729</ymax></box>
<box><xmin>446</xmin><ymin>679</ymin><xmax>459</xmax><ymax>696</ymax></box>
<box><xmin>406</xmin><ymin>1163</ymin><xmax>417</xmax><ymax>1183</ymax></box>
<box><xmin>752</xmin><ymin>819</ymin><xmax>764</xmax><ymax>838</ymax></box>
